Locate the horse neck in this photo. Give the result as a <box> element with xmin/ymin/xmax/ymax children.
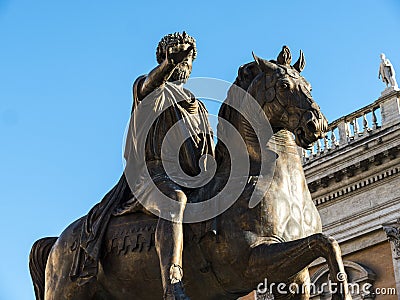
<box><xmin>220</xmin><ymin>129</ymin><xmax>306</xmax><ymax>232</ymax></box>
<box><xmin>215</xmin><ymin>74</ymin><xmax>271</xmax><ymax>175</ymax></box>
<box><xmin>214</xmin><ymin>110</ymin><xmax>263</xmax><ymax>176</ymax></box>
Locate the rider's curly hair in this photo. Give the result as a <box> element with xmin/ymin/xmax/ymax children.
<box><xmin>156</xmin><ymin>31</ymin><xmax>197</xmax><ymax>64</ymax></box>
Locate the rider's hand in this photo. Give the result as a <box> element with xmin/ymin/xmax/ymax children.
<box><xmin>165</xmin><ymin>43</ymin><xmax>194</xmax><ymax>66</ymax></box>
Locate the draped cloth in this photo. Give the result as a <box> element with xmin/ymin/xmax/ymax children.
<box><xmin>69</xmin><ymin>174</ymin><xmax>131</xmax><ymax>284</ymax></box>
<box><xmin>70</xmin><ymin>75</ymin><xmax>214</xmax><ymax>283</ymax></box>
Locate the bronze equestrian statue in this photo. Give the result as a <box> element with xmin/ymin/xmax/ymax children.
<box><xmin>29</xmin><ymin>33</ymin><xmax>352</xmax><ymax>300</ymax></box>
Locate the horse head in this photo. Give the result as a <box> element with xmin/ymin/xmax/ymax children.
<box><xmin>249</xmin><ymin>46</ymin><xmax>328</xmax><ymax>148</ymax></box>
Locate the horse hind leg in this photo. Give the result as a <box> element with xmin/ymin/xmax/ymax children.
<box><xmin>45</xmin><ymin>240</ymin><xmax>100</xmax><ymax>300</ymax></box>
<box><xmin>43</xmin><ymin>220</ymin><xmax>102</xmax><ymax>300</ymax></box>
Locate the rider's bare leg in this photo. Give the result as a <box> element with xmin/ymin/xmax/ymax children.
<box><xmin>155</xmin><ymin>188</ymin><xmax>189</xmax><ymax>300</ymax></box>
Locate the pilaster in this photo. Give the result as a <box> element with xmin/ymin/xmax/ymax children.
<box><xmin>383</xmin><ymin>221</ymin><xmax>400</xmax><ymax>298</ymax></box>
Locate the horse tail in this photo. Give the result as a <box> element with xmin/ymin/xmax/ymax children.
<box><xmin>29</xmin><ymin>237</ymin><xmax>58</xmax><ymax>300</ymax></box>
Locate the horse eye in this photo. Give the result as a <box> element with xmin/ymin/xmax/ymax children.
<box><xmin>281</xmin><ymin>83</ymin><xmax>289</xmax><ymax>89</ymax></box>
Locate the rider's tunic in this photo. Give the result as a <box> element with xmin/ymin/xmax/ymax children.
<box><xmin>122</xmin><ymin>75</ymin><xmax>214</xmax><ymax>215</ymax></box>
<box><xmin>70</xmin><ymin>75</ymin><xmax>214</xmax><ymax>282</ymax></box>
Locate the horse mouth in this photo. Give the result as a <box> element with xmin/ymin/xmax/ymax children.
<box><xmin>294</xmin><ymin>127</ymin><xmax>315</xmax><ymax>149</ymax></box>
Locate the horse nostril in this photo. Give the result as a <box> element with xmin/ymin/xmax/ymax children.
<box><xmin>306</xmin><ymin>121</ymin><xmax>317</xmax><ymax>132</ymax></box>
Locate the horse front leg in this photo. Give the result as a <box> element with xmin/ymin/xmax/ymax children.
<box><xmin>245</xmin><ymin>233</ymin><xmax>351</xmax><ymax>300</ymax></box>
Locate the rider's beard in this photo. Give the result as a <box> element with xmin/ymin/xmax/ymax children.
<box><xmin>170</xmin><ymin>64</ymin><xmax>191</xmax><ymax>84</ymax></box>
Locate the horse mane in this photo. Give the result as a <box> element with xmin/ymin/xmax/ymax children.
<box><xmin>215</xmin><ymin>61</ymin><xmax>262</xmax><ymax>170</ymax></box>
<box><xmin>217</xmin><ymin>61</ymin><xmax>261</xmax><ymax>122</ymax></box>
<box><xmin>235</xmin><ymin>61</ymin><xmax>263</xmax><ymax>90</ymax></box>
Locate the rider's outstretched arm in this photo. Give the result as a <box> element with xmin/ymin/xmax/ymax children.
<box><xmin>138</xmin><ymin>59</ymin><xmax>176</xmax><ymax>100</ymax></box>
<box><xmin>138</xmin><ymin>44</ymin><xmax>194</xmax><ymax>101</ymax></box>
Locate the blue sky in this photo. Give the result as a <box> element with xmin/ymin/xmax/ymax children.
<box><xmin>0</xmin><ymin>0</ymin><xmax>399</xmax><ymax>299</ymax></box>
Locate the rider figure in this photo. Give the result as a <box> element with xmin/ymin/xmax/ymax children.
<box><xmin>123</xmin><ymin>31</ymin><xmax>214</xmax><ymax>300</ymax></box>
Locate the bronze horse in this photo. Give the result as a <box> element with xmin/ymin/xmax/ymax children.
<box><xmin>30</xmin><ymin>47</ymin><xmax>352</xmax><ymax>300</ymax></box>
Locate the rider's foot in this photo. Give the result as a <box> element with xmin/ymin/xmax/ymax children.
<box><xmin>163</xmin><ymin>281</ymin><xmax>191</xmax><ymax>300</ymax></box>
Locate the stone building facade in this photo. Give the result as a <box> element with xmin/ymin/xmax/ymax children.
<box><xmin>303</xmin><ymin>88</ymin><xmax>400</xmax><ymax>300</ymax></box>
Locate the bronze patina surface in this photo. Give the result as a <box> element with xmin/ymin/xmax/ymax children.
<box><xmin>30</xmin><ymin>35</ymin><xmax>352</xmax><ymax>300</ymax></box>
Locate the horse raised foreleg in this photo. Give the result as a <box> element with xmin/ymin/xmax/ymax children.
<box><xmin>246</xmin><ymin>233</ymin><xmax>351</xmax><ymax>300</ymax></box>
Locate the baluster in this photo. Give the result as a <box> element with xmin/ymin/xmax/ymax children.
<box><xmin>331</xmin><ymin>128</ymin><xmax>339</xmax><ymax>147</ymax></box>
<box><xmin>353</xmin><ymin>116</ymin><xmax>359</xmax><ymax>136</ymax></box>
<box><xmin>372</xmin><ymin>108</ymin><xmax>378</xmax><ymax>130</ymax></box>
<box><xmin>316</xmin><ymin>139</ymin><xmax>321</xmax><ymax>154</ymax></box>
<box><xmin>363</xmin><ymin>112</ymin><xmax>369</xmax><ymax>133</ymax></box>
<box><xmin>311</xmin><ymin>142</ymin><xmax>316</xmax><ymax>156</ymax></box>
<box><xmin>302</xmin><ymin>149</ymin><xmax>309</xmax><ymax>161</ymax></box>
<box><xmin>345</xmin><ymin>121</ymin><xmax>353</xmax><ymax>140</ymax></box>
<box><xmin>324</xmin><ymin>135</ymin><xmax>330</xmax><ymax>150</ymax></box>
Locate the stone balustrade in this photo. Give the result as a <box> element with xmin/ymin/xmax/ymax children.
<box><xmin>302</xmin><ymin>90</ymin><xmax>400</xmax><ymax>164</ymax></box>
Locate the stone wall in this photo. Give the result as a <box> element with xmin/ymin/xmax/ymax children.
<box><xmin>303</xmin><ymin>89</ymin><xmax>400</xmax><ymax>299</ymax></box>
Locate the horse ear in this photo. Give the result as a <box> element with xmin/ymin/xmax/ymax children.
<box><xmin>277</xmin><ymin>46</ymin><xmax>292</xmax><ymax>66</ymax></box>
<box><xmin>252</xmin><ymin>51</ymin><xmax>278</xmax><ymax>74</ymax></box>
<box><xmin>293</xmin><ymin>50</ymin><xmax>306</xmax><ymax>72</ymax></box>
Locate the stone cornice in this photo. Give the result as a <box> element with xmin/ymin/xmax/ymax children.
<box><xmin>303</xmin><ymin>119</ymin><xmax>400</xmax><ymax>202</ymax></box>
<box><xmin>307</xmin><ymin>146</ymin><xmax>400</xmax><ymax>206</ymax></box>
